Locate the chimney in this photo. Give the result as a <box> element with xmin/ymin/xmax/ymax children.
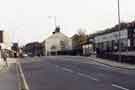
<box><xmin>52</xmin><ymin>32</ymin><xmax>55</xmax><ymax>34</ymax></box>
<box><xmin>52</xmin><ymin>26</ymin><xmax>60</xmax><ymax>34</ymax></box>
<box><xmin>55</xmin><ymin>26</ymin><xmax>60</xmax><ymax>33</ymax></box>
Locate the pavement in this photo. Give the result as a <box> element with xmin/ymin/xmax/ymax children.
<box><xmin>19</xmin><ymin>56</ymin><xmax>135</xmax><ymax>90</ymax></box>
<box><xmin>89</xmin><ymin>56</ymin><xmax>135</xmax><ymax>70</ymax></box>
<box><xmin>0</xmin><ymin>58</ymin><xmax>6</xmax><ymax>71</ymax></box>
<box><xmin>0</xmin><ymin>58</ymin><xmax>19</xmax><ymax>90</ymax></box>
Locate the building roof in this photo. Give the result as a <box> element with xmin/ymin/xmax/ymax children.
<box><xmin>89</xmin><ymin>21</ymin><xmax>135</xmax><ymax>37</ymax></box>
<box><xmin>46</xmin><ymin>27</ymin><xmax>70</xmax><ymax>41</ymax></box>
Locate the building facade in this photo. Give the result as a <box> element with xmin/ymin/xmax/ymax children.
<box><xmin>82</xmin><ymin>36</ymin><xmax>94</xmax><ymax>56</ymax></box>
<box><xmin>23</xmin><ymin>42</ymin><xmax>44</xmax><ymax>57</ymax></box>
<box><xmin>0</xmin><ymin>31</ymin><xmax>11</xmax><ymax>58</ymax></box>
<box><xmin>11</xmin><ymin>43</ymin><xmax>19</xmax><ymax>57</ymax></box>
<box><xmin>0</xmin><ymin>31</ymin><xmax>11</xmax><ymax>50</ymax></box>
<box><xmin>94</xmin><ymin>21</ymin><xmax>135</xmax><ymax>63</ymax></box>
<box><xmin>45</xmin><ymin>27</ymin><xmax>72</xmax><ymax>56</ymax></box>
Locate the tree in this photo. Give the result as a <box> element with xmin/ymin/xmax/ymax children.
<box><xmin>78</xmin><ymin>28</ymin><xmax>86</xmax><ymax>36</ymax></box>
<box><xmin>78</xmin><ymin>29</ymin><xmax>88</xmax><ymax>45</ymax></box>
<box><xmin>71</xmin><ymin>34</ymin><xmax>80</xmax><ymax>49</ymax></box>
<box><xmin>71</xmin><ymin>28</ymin><xmax>88</xmax><ymax>49</ymax></box>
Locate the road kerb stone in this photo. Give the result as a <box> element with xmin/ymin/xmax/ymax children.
<box><xmin>88</xmin><ymin>57</ymin><xmax>135</xmax><ymax>70</ymax></box>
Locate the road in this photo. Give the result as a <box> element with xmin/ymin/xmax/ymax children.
<box><xmin>20</xmin><ymin>56</ymin><xmax>135</xmax><ymax>90</ymax></box>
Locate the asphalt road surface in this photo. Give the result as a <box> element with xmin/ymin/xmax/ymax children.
<box><xmin>20</xmin><ymin>56</ymin><xmax>135</xmax><ymax>90</ymax></box>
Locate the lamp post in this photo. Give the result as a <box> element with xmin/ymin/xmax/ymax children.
<box><xmin>48</xmin><ymin>16</ymin><xmax>57</xmax><ymax>29</ymax></box>
<box><xmin>13</xmin><ymin>27</ymin><xmax>20</xmax><ymax>57</ymax></box>
<box><xmin>117</xmin><ymin>0</ymin><xmax>121</xmax><ymax>62</ymax></box>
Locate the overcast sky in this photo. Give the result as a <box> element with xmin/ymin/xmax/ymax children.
<box><xmin>0</xmin><ymin>0</ymin><xmax>134</xmax><ymax>46</ymax></box>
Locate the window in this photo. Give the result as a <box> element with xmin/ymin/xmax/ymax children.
<box><xmin>120</xmin><ymin>39</ymin><xmax>128</xmax><ymax>51</ymax></box>
<box><xmin>133</xmin><ymin>39</ymin><xmax>135</xmax><ymax>47</ymax></box>
<box><xmin>60</xmin><ymin>41</ymin><xmax>66</xmax><ymax>50</ymax></box>
<box><xmin>103</xmin><ymin>42</ymin><xmax>107</xmax><ymax>51</ymax></box>
<box><xmin>51</xmin><ymin>45</ymin><xmax>57</xmax><ymax>50</ymax></box>
<box><xmin>108</xmin><ymin>41</ymin><xmax>113</xmax><ymax>51</ymax></box>
<box><xmin>113</xmin><ymin>40</ymin><xmax>118</xmax><ymax>51</ymax></box>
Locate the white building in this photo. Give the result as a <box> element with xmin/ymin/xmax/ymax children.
<box><xmin>0</xmin><ymin>31</ymin><xmax>11</xmax><ymax>58</ymax></box>
<box><xmin>0</xmin><ymin>31</ymin><xmax>11</xmax><ymax>50</ymax></box>
<box><xmin>45</xmin><ymin>27</ymin><xmax>72</xmax><ymax>56</ymax></box>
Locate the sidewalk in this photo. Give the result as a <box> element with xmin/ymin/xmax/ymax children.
<box><xmin>0</xmin><ymin>58</ymin><xmax>17</xmax><ymax>71</ymax></box>
<box><xmin>0</xmin><ymin>58</ymin><xmax>6</xmax><ymax>71</ymax></box>
<box><xmin>89</xmin><ymin>56</ymin><xmax>135</xmax><ymax>70</ymax></box>
<box><xmin>0</xmin><ymin>58</ymin><xmax>19</xmax><ymax>90</ymax></box>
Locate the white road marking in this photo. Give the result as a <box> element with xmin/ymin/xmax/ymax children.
<box><xmin>112</xmin><ymin>84</ymin><xmax>129</xmax><ymax>90</ymax></box>
<box><xmin>57</xmin><ymin>66</ymin><xmax>99</xmax><ymax>82</ymax></box>
<box><xmin>16</xmin><ymin>63</ymin><xmax>22</xmax><ymax>90</ymax></box>
<box><xmin>61</xmin><ymin>67</ymin><xmax>74</xmax><ymax>73</ymax></box>
<box><xmin>18</xmin><ymin>62</ymin><xmax>30</xmax><ymax>90</ymax></box>
<box><xmin>77</xmin><ymin>72</ymin><xmax>99</xmax><ymax>81</ymax></box>
<box><xmin>55</xmin><ymin>65</ymin><xmax>59</xmax><ymax>68</ymax></box>
<box><xmin>96</xmin><ymin>63</ymin><xmax>112</xmax><ymax>68</ymax></box>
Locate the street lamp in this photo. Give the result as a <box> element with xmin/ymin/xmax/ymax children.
<box><xmin>48</xmin><ymin>16</ymin><xmax>57</xmax><ymax>29</ymax></box>
<box><xmin>12</xmin><ymin>25</ymin><xmax>23</xmax><ymax>57</ymax></box>
<box><xmin>117</xmin><ymin>0</ymin><xmax>121</xmax><ymax>62</ymax></box>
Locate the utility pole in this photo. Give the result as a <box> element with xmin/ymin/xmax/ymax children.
<box><xmin>54</xmin><ymin>16</ymin><xmax>57</xmax><ymax>28</ymax></box>
<box><xmin>117</xmin><ymin>0</ymin><xmax>121</xmax><ymax>62</ymax></box>
<box><xmin>48</xmin><ymin>16</ymin><xmax>57</xmax><ymax>29</ymax></box>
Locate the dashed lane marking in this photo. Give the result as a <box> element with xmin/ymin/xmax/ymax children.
<box><xmin>77</xmin><ymin>72</ymin><xmax>99</xmax><ymax>81</ymax></box>
<box><xmin>61</xmin><ymin>67</ymin><xmax>74</xmax><ymax>73</ymax></box>
<box><xmin>55</xmin><ymin>65</ymin><xmax>99</xmax><ymax>82</ymax></box>
<box><xmin>55</xmin><ymin>65</ymin><xmax>60</xmax><ymax>68</ymax></box>
<box><xmin>112</xmin><ymin>84</ymin><xmax>130</xmax><ymax>90</ymax></box>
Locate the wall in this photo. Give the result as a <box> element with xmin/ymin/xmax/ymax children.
<box><xmin>45</xmin><ymin>32</ymin><xmax>72</xmax><ymax>56</ymax></box>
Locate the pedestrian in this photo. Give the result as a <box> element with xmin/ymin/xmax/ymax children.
<box><xmin>4</xmin><ymin>53</ymin><xmax>8</xmax><ymax>67</ymax></box>
<box><xmin>1</xmin><ymin>50</ymin><xmax>8</xmax><ymax>67</ymax></box>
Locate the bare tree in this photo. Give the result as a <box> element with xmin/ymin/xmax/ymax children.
<box><xmin>77</xmin><ymin>28</ymin><xmax>88</xmax><ymax>45</ymax></box>
<box><xmin>71</xmin><ymin>28</ymin><xmax>88</xmax><ymax>49</ymax></box>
